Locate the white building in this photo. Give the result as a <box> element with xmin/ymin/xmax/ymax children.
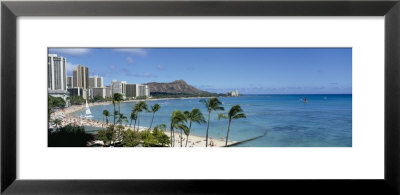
<box><xmin>97</xmin><ymin>76</ymin><xmax>104</xmax><ymax>87</ymax></box>
<box><xmin>89</xmin><ymin>75</ymin><xmax>104</xmax><ymax>88</ymax></box>
<box><xmin>105</xmin><ymin>86</ymin><xmax>112</xmax><ymax>98</ymax></box>
<box><xmin>227</xmin><ymin>90</ymin><xmax>239</xmax><ymax>97</ymax></box>
<box><xmin>93</xmin><ymin>87</ymin><xmax>107</xmax><ymax>99</ymax></box>
<box><xmin>125</xmin><ymin>83</ymin><xmax>150</xmax><ymax>98</ymax></box>
<box><xmin>110</xmin><ymin>80</ymin><xmax>126</xmax><ymax>99</ymax></box>
<box><xmin>48</xmin><ymin>54</ymin><xmax>67</xmax><ymax>91</ymax></box>
<box><xmin>72</xmin><ymin>65</ymin><xmax>89</xmax><ymax>89</ymax></box>
<box><xmin>136</xmin><ymin>84</ymin><xmax>150</xmax><ymax>97</ymax></box>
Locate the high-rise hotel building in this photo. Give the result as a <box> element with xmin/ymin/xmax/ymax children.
<box><xmin>110</xmin><ymin>80</ymin><xmax>127</xmax><ymax>99</ymax></box>
<box><xmin>72</xmin><ymin>65</ymin><xmax>89</xmax><ymax>89</ymax></box>
<box><xmin>89</xmin><ymin>75</ymin><xmax>104</xmax><ymax>88</ymax></box>
<box><xmin>48</xmin><ymin>54</ymin><xmax>67</xmax><ymax>91</ymax></box>
<box><xmin>126</xmin><ymin>84</ymin><xmax>150</xmax><ymax>98</ymax></box>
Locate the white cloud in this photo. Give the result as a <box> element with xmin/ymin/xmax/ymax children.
<box><xmin>157</xmin><ymin>65</ymin><xmax>166</xmax><ymax>70</ymax></box>
<box><xmin>48</xmin><ymin>48</ymin><xmax>91</xmax><ymax>56</ymax></box>
<box><xmin>113</xmin><ymin>48</ymin><xmax>147</xmax><ymax>56</ymax></box>
<box><xmin>126</xmin><ymin>57</ymin><xmax>134</xmax><ymax>64</ymax></box>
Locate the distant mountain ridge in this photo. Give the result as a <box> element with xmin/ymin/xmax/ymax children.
<box><xmin>146</xmin><ymin>80</ymin><xmax>212</xmax><ymax>95</ymax></box>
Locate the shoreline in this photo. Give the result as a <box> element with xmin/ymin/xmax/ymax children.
<box><xmin>66</xmin><ymin>96</ymin><xmax>215</xmax><ymax>115</ymax></box>
<box><xmin>50</xmin><ymin>97</ymin><xmax>234</xmax><ymax>147</ymax></box>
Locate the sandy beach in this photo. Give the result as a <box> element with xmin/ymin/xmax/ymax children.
<box><xmin>50</xmin><ymin>98</ymin><xmax>234</xmax><ymax>147</ymax></box>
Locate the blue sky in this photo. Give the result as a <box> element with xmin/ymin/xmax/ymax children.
<box><xmin>48</xmin><ymin>48</ymin><xmax>352</xmax><ymax>94</ymax></box>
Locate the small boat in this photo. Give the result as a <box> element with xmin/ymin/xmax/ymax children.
<box><xmin>84</xmin><ymin>100</ymin><xmax>93</xmax><ymax>118</ymax></box>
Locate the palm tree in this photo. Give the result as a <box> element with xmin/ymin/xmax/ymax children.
<box><xmin>52</xmin><ymin>118</ymin><xmax>62</xmax><ymax>130</ymax></box>
<box><xmin>176</xmin><ymin>124</ymin><xmax>189</xmax><ymax>147</ymax></box>
<box><xmin>218</xmin><ymin>105</ymin><xmax>246</xmax><ymax>146</ymax></box>
<box><xmin>199</xmin><ymin>98</ymin><xmax>224</xmax><ymax>147</ymax></box>
<box><xmin>117</xmin><ymin>113</ymin><xmax>128</xmax><ymax>125</ymax></box>
<box><xmin>116</xmin><ymin>113</ymin><xmax>128</xmax><ymax>141</ymax></box>
<box><xmin>183</xmin><ymin>109</ymin><xmax>206</xmax><ymax>147</ymax></box>
<box><xmin>149</xmin><ymin>104</ymin><xmax>160</xmax><ymax>130</ymax></box>
<box><xmin>135</xmin><ymin>101</ymin><xmax>148</xmax><ymax>131</ymax></box>
<box><xmin>130</xmin><ymin>111</ymin><xmax>137</xmax><ymax>128</ymax></box>
<box><xmin>154</xmin><ymin>124</ymin><xmax>167</xmax><ymax>132</ymax></box>
<box><xmin>112</xmin><ymin>100</ymin><xmax>117</xmax><ymax>125</ymax></box>
<box><xmin>131</xmin><ymin>104</ymin><xmax>139</xmax><ymax>131</ymax></box>
<box><xmin>169</xmin><ymin>110</ymin><xmax>187</xmax><ymax>147</ymax></box>
<box><xmin>103</xmin><ymin>110</ymin><xmax>110</xmax><ymax>124</ymax></box>
<box><xmin>153</xmin><ymin>124</ymin><xmax>168</xmax><ymax>146</ymax></box>
<box><xmin>113</xmin><ymin>93</ymin><xmax>124</xmax><ymax>123</ymax></box>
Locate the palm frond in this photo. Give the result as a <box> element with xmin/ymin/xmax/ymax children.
<box><xmin>232</xmin><ymin>113</ymin><xmax>246</xmax><ymax>119</ymax></box>
<box><xmin>151</xmin><ymin>104</ymin><xmax>160</xmax><ymax>112</ymax></box>
<box><xmin>176</xmin><ymin>124</ymin><xmax>190</xmax><ymax>136</ymax></box>
<box><xmin>154</xmin><ymin>124</ymin><xmax>167</xmax><ymax>131</ymax></box>
<box><xmin>218</xmin><ymin>113</ymin><xmax>228</xmax><ymax>120</ymax></box>
<box><xmin>229</xmin><ymin>105</ymin><xmax>244</xmax><ymax>118</ymax></box>
<box><xmin>189</xmin><ymin>108</ymin><xmax>206</xmax><ymax>124</ymax></box>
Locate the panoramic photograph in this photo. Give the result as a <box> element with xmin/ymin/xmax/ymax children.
<box><xmin>47</xmin><ymin>48</ymin><xmax>352</xmax><ymax>147</ymax></box>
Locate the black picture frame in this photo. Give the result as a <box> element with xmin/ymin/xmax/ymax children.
<box><xmin>2</xmin><ymin>0</ymin><xmax>400</xmax><ymax>194</ymax></box>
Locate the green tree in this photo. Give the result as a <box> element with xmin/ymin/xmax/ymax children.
<box><xmin>114</xmin><ymin>124</ymin><xmax>125</xmax><ymax>145</ymax></box>
<box><xmin>114</xmin><ymin>93</ymin><xmax>124</xmax><ymax>111</ymax></box>
<box><xmin>135</xmin><ymin>101</ymin><xmax>148</xmax><ymax>131</ymax></box>
<box><xmin>97</xmin><ymin>125</ymin><xmax>115</xmax><ymax>146</ymax></box>
<box><xmin>48</xmin><ymin>95</ymin><xmax>66</xmax><ymax>127</ymax></box>
<box><xmin>152</xmin><ymin>124</ymin><xmax>170</xmax><ymax>147</ymax></box>
<box><xmin>183</xmin><ymin>108</ymin><xmax>206</xmax><ymax>147</ymax></box>
<box><xmin>140</xmin><ymin>130</ymin><xmax>157</xmax><ymax>147</ymax></box>
<box><xmin>52</xmin><ymin>118</ymin><xmax>62</xmax><ymax>130</ymax></box>
<box><xmin>48</xmin><ymin>125</ymin><xmax>94</xmax><ymax>147</ymax></box>
<box><xmin>218</xmin><ymin>105</ymin><xmax>247</xmax><ymax>146</ymax></box>
<box><xmin>121</xmin><ymin>129</ymin><xmax>140</xmax><ymax>147</ymax></box>
<box><xmin>67</xmin><ymin>95</ymin><xmax>84</xmax><ymax>105</ymax></box>
<box><xmin>102</xmin><ymin>110</ymin><xmax>110</xmax><ymax>124</ymax></box>
<box><xmin>176</xmin><ymin>124</ymin><xmax>189</xmax><ymax>147</ymax></box>
<box><xmin>117</xmin><ymin>113</ymin><xmax>128</xmax><ymax>125</ymax></box>
<box><xmin>131</xmin><ymin>104</ymin><xmax>139</xmax><ymax>131</ymax></box>
<box><xmin>169</xmin><ymin>110</ymin><xmax>187</xmax><ymax>147</ymax></box>
<box><xmin>112</xmin><ymin>100</ymin><xmax>117</xmax><ymax>125</ymax></box>
<box><xmin>148</xmin><ymin>103</ymin><xmax>160</xmax><ymax>130</ymax></box>
<box><xmin>113</xmin><ymin>93</ymin><xmax>124</xmax><ymax>124</ymax></box>
<box><xmin>199</xmin><ymin>98</ymin><xmax>224</xmax><ymax>147</ymax></box>
<box><xmin>130</xmin><ymin>111</ymin><xmax>137</xmax><ymax>128</ymax></box>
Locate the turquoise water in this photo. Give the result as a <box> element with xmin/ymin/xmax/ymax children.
<box><xmin>74</xmin><ymin>94</ymin><xmax>352</xmax><ymax>147</ymax></box>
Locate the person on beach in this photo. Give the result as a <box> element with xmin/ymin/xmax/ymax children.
<box><xmin>210</xmin><ymin>138</ymin><xmax>214</xmax><ymax>147</ymax></box>
<box><xmin>304</xmin><ymin>96</ymin><xmax>307</xmax><ymax>104</ymax></box>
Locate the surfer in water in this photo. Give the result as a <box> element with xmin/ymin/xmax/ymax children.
<box><xmin>304</xmin><ymin>96</ymin><xmax>307</xmax><ymax>104</ymax></box>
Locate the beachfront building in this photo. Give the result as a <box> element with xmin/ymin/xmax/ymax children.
<box><xmin>145</xmin><ymin>85</ymin><xmax>150</xmax><ymax>97</ymax></box>
<box><xmin>97</xmin><ymin>77</ymin><xmax>104</xmax><ymax>87</ymax></box>
<box><xmin>67</xmin><ymin>87</ymin><xmax>83</xmax><ymax>96</ymax></box>
<box><xmin>67</xmin><ymin>76</ymin><xmax>73</xmax><ymax>88</ymax></box>
<box><xmin>89</xmin><ymin>75</ymin><xmax>104</xmax><ymax>88</ymax></box>
<box><xmin>105</xmin><ymin>86</ymin><xmax>112</xmax><ymax>98</ymax></box>
<box><xmin>227</xmin><ymin>90</ymin><xmax>239</xmax><ymax>97</ymax></box>
<box><xmin>48</xmin><ymin>54</ymin><xmax>67</xmax><ymax>91</ymax></box>
<box><xmin>137</xmin><ymin>84</ymin><xmax>150</xmax><ymax>97</ymax></box>
<box><xmin>93</xmin><ymin>87</ymin><xmax>107</xmax><ymax>99</ymax></box>
<box><xmin>110</xmin><ymin>80</ymin><xmax>126</xmax><ymax>99</ymax></box>
<box><xmin>72</xmin><ymin>65</ymin><xmax>89</xmax><ymax>89</ymax></box>
<box><xmin>125</xmin><ymin>83</ymin><xmax>150</xmax><ymax>98</ymax></box>
<box><xmin>48</xmin><ymin>90</ymin><xmax>69</xmax><ymax>106</ymax></box>
<box><xmin>121</xmin><ymin>81</ymin><xmax>127</xmax><ymax>95</ymax></box>
<box><xmin>87</xmin><ymin>88</ymin><xmax>93</xmax><ymax>99</ymax></box>
<box><xmin>126</xmin><ymin>84</ymin><xmax>137</xmax><ymax>97</ymax></box>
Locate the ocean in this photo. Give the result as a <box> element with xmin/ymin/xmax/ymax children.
<box><xmin>74</xmin><ymin>94</ymin><xmax>352</xmax><ymax>147</ymax></box>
